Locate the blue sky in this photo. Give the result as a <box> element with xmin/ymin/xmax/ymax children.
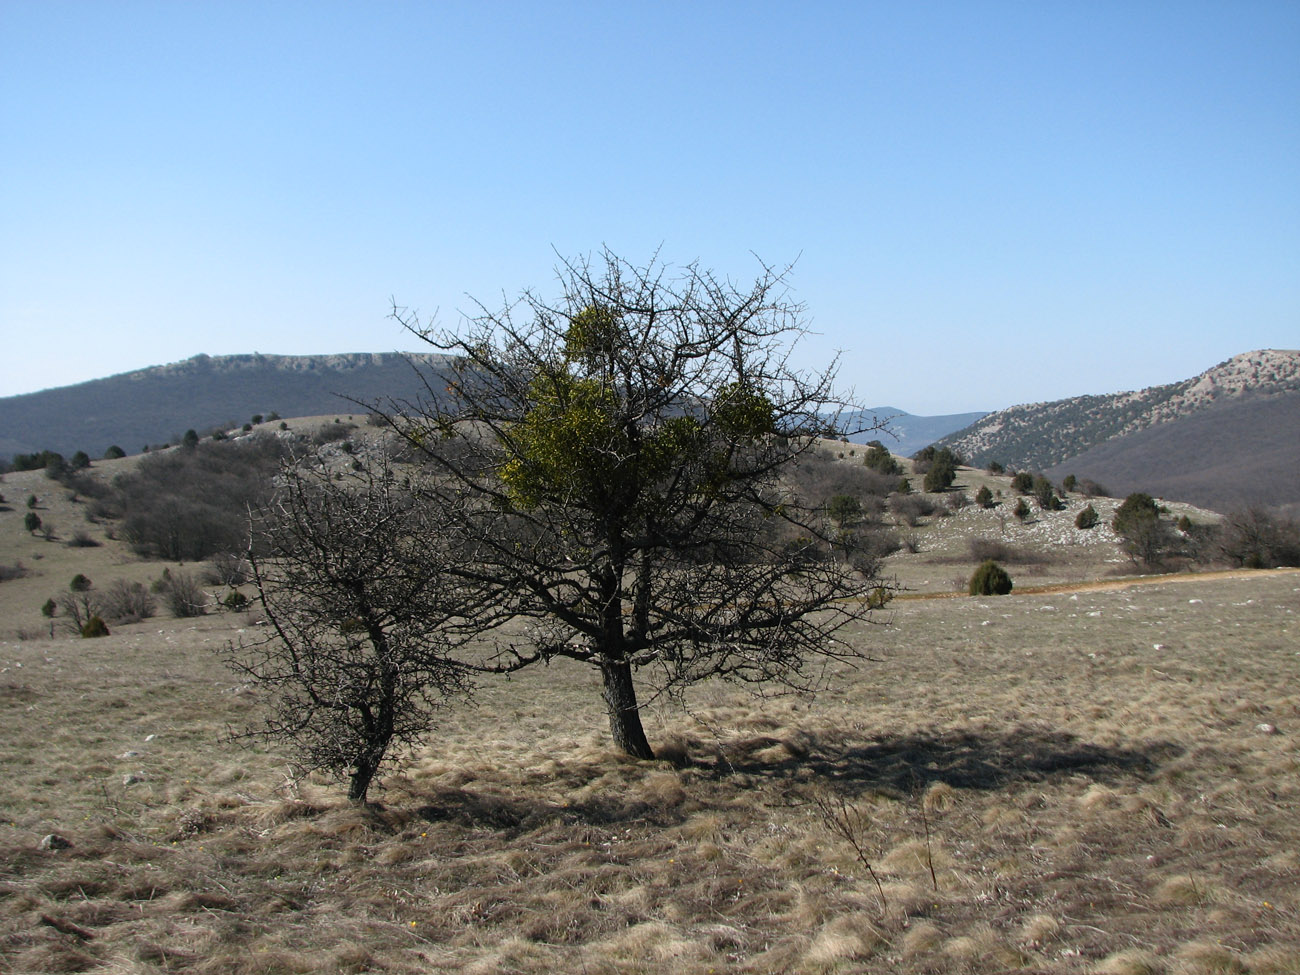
<box><xmin>2</xmin><ymin>1</ymin><xmax>1297</xmax><ymax>414</ymax></box>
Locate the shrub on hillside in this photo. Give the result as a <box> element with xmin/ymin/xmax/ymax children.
<box><xmin>861</xmin><ymin>441</ymin><xmax>903</xmax><ymax>476</ymax></box>
<box><xmin>923</xmin><ymin>460</ymin><xmax>957</xmax><ymax>493</ymax></box>
<box><xmin>788</xmin><ymin>449</ymin><xmax>897</xmax><ymax>510</ymax></box>
<box><xmin>912</xmin><ymin>445</ymin><xmax>963</xmax><ymax>473</ymax></box>
<box><xmin>1113</xmin><ymin>493</ymin><xmax>1178</xmax><ymax>568</ymax></box>
<box><xmin>222</xmin><ymin>589</ymin><xmax>249</xmax><ymax>611</ymax></box>
<box><xmin>1</xmin><ymin>562</ymin><xmax>29</xmax><ymax>584</ymax></box>
<box><xmin>81</xmin><ymin>616</ymin><xmax>110</xmax><ymax>638</ymax></box>
<box><xmin>204</xmin><ymin>552</ymin><xmax>251</xmax><ymax>587</ymax></box>
<box><xmin>57</xmin><ymin>589</ymin><xmax>101</xmax><ymax>634</ymax></box>
<box><xmin>969</xmin><ymin>560</ymin><xmax>1013</xmax><ymax>595</ymax></box>
<box><xmin>1011</xmin><ymin>472</ymin><xmax>1034</xmax><ymax>494</ymax></box>
<box><xmin>70</xmin><ymin>573</ymin><xmax>92</xmax><ymax>592</ymax></box>
<box><xmin>63</xmin><ymin>472</ymin><xmax>111</xmax><ymax>502</ymax></box>
<box><xmin>160</xmin><ymin>570</ymin><xmax>208</xmax><ymax>617</ymax></box>
<box><xmin>975</xmin><ymin>485</ymin><xmax>994</xmax><ymax>508</ymax></box>
<box><xmin>889</xmin><ymin>492</ymin><xmax>935</xmax><ymax>527</ymax></box>
<box><xmin>1075</xmin><ymin>504</ymin><xmax>1099</xmax><ymax>530</ymax></box>
<box><xmin>826</xmin><ymin>494</ymin><xmax>863</xmax><ymax>529</ymax></box>
<box><xmin>1216</xmin><ymin>507</ymin><xmax>1300</xmax><ymax>569</ymax></box>
<box><xmin>1013</xmin><ymin>498</ymin><xmax>1031</xmax><ymax>522</ymax></box>
<box><xmin>110</xmin><ymin>436</ymin><xmax>286</xmax><ymax>561</ymax></box>
<box><xmin>854</xmin><ymin>526</ymin><xmax>903</xmax><ymax>561</ymax></box>
<box><xmin>969</xmin><ymin>538</ymin><xmax>1020</xmax><ymax>563</ymax></box>
<box><xmin>99</xmin><ymin>580</ymin><xmax>157</xmax><ymax>622</ymax></box>
<box><xmin>1077</xmin><ymin>478</ymin><xmax>1110</xmax><ymax>498</ymax></box>
<box><xmin>311</xmin><ymin>421</ymin><xmax>358</xmax><ymax>446</ymax></box>
<box><xmin>1033</xmin><ymin>475</ymin><xmax>1063</xmax><ymax>511</ymax></box>
<box><xmin>11</xmin><ymin>450</ymin><xmax>65</xmax><ymax>473</ymax></box>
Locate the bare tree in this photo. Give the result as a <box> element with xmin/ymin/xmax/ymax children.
<box><xmin>228</xmin><ymin>455</ymin><xmax>478</xmax><ymax>802</ymax></box>
<box><xmin>376</xmin><ymin>249</ymin><xmax>884</xmax><ymax>759</ymax></box>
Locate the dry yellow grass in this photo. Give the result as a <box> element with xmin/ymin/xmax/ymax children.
<box><xmin>2</xmin><ymin>460</ymin><xmax>1299</xmax><ymax>972</ymax></box>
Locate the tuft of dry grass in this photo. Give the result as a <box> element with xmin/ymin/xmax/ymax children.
<box><xmin>1095</xmin><ymin>948</ymin><xmax>1167</xmax><ymax>975</ymax></box>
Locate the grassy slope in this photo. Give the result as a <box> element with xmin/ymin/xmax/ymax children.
<box><xmin>1</xmin><ymin>440</ymin><xmax>1297</xmax><ymax>973</ymax></box>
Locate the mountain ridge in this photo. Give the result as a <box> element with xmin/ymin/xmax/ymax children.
<box><xmin>0</xmin><ymin>353</ymin><xmax>987</xmax><ymax>462</ymax></box>
<box><xmin>933</xmin><ymin>350</ymin><xmax>1300</xmax><ymax>472</ymax></box>
<box><xmin>0</xmin><ymin>352</ymin><xmax>453</xmax><ymax>459</ymax></box>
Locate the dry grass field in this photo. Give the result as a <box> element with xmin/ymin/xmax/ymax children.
<box><xmin>2</xmin><ymin>446</ymin><xmax>1298</xmax><ymax>973</ymax></box>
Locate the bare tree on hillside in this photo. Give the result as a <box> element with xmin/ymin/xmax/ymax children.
<box><xmin>367</xmin><ymin>249</ymin><xmax>886</xmax><ymax>759</ymax></box>
<box><xmin>227</xmin><ymin>455</ymin><xmax>481</xmax><ymax>802</ymax></box>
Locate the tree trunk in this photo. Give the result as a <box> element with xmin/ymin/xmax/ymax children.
<box><xmin>600</xmin><ymin>658</ymin><xmax>654</xmax><ymax>759</ymax></box>
<box><xmin>348</xmin><ymin>761</ymin><xmax>376</xmax><ymax>803</ymax></box>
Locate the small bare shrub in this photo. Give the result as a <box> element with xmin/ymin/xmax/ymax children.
<box><xmin>1078</xmin><ymin>478</ymin><xmax>1110</xmax><ymax>497</ymax></box>
<box><xmin>57</xmin><ymin>589</ymin><xmax>102</xmax><ymax>633</ymax></box>
<box><xmin>1217</xmin><ymin>507</ymin><xmax>1300</xmax><ymax>568</ymax></box>
<box><xmin>311</xmin><ymin>420</ymin><xmax>358</xmax><ymax>445</ymax></box>
<box><xmin>99</xmin><ymin>580</ymin><xmax>157</xmax><ymax>622</ymax></box>
<box><xmin>890</xmin><ymin>493</ymin><xmax>935</xmax><ymax>527</ymax></box>
<box><xmin>67</xmin><ymin>530</ymin><xmax>100</xmax><ymax>548</ymax></box>
<box><xmin>807</xmin><ymin>788</ymin><xmax>888</xmax><ymax>914</ymax></box>
<box><xmin>161</xmin><ymin>570</ymin><xmax>207</xmax><ymax>617</ymax></box>
<box><xmin>0</xmin><ymin>562</ymin><xmax>28</xmax><ymax>583</ymax></box>
<box><xmin>969</xmin><ymin>538</ymin><xmax>1019</xmax><ymax>563</ymax></box>
<box><xmin>856</xmin><ymin>527</ymin><xmax>902</xmax><ymax>560</ymax></box>
<box><xmin>205</xmin><ymin>552</ymin><xmax>250</xmax><ymax>587</ymax></box>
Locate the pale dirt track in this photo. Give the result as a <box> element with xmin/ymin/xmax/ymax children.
<box><xmin>898</xmin><ymin>565</ymin><xmax>1300</xmax><ymax>600</ymax></box>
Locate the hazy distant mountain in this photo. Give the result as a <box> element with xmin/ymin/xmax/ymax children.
<box><xmin>0</xmin><ymin>352</ymin><xmax>453</xmax><ymax>459</ymax></box>
<box><xmin>838</xmin><ymin>408</ymin><xmax>989</xmax><ymax>459</ymax></box>
<box><xmin>0</xmin><ymin>352</ymin><xmax>986</xmax><ymax>464</ymax></box>
<box><xmin>934</xmin><ymin>350</ymin><xmax>1300</xmax><ymax>512</ymax></box>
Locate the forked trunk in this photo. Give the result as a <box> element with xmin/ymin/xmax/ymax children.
<box><xmin>600</xmin><ymin>658</ymin><xmax>654</xmax><ymax>759</ymax></box>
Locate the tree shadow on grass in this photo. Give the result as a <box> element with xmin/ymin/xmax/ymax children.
<box><xmin>718</xmin><ymin>726</ymin><xmax>1183</xmax><ymax>797</ymax></box>
<box><xmin>415</xmin><ymin>787</ymin><xmax>687</xmax><ymax>833</ymax></box>
<box><xmin>410</xmin><ymin>728</ymin><xmax>1184</xmax><ymax>831</ymax></box>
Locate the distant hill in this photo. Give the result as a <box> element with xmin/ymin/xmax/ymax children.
<box><xmin>934</xmin><ymin>350</ymin><xmax>1300</xmax><ymax>513</ymax></box>
<box><xmin>1</xmin><ymin>352</ymin><xmax>986</xmax><ymax>464</ymax></box>
<box><xmin>838</xmin><ymin>407</ymin><xmax>989</xmax><ymax>459</ymax></box>
<box><xmin>0</xmin><ymin>353</ymin><xmax>453</xmax><ymax>460</ymax></box>
<box><xmin>1044</xmin><ymin>391</ymin><xmax>1300</xmax><ymax>514</ymax></box>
